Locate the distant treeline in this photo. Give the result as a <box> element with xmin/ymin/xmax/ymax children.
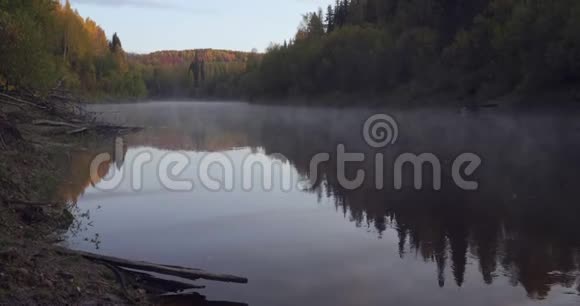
<box><xmin>128</xmin><ymin>49</ymin><xmax>257</xmax><ymax>98</ymax></box>
<box><xmin>239</xmin><ymin>0</ymin><xmax>580</xmax><ymax>103</ymax></box>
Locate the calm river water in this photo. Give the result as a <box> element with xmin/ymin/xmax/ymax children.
<box><xmin>59</xmin><ymin>101</ymin><xmax>580</xmax><ymax>306</ymax></box>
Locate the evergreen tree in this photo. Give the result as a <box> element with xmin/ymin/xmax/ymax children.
<box><xmin>334</xmin><ymin>0</ymin><xmax>350</xmax><ymax>28</ymax></box>
<box><xmin>333</xmin><ymin>0</ymin><xmax>341</xmax><ymax>28</ymax></box>
<box><xmin>325</xmin><ymin>5</ymin><xmax>335</xmax><ymax>33</ymax></box>
<box><xmin>310</xmin><ymin>10</ymin><xmax>325</xmax><ymax>38</ymax></box>
<box><xmin>109</xmin><ymin>33</ymin><xmax>122</xmax><ymax>53</ymax></box>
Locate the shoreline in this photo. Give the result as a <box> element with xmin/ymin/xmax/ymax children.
<box><xmin>85</xmin><ymin>86</ymin><xmax>580</xmax><ymax>110</ymax></box>
<box><xmin>0</xmin><ymin>92</ymin><xmax>248</xmax><ymax>305</ymax></box>
<box><xmin>0</xmin><ymin>93</ymin><xmax>151</xmax><ymax>304</ymax></box>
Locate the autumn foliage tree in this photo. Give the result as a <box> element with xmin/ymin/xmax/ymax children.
<box><xmin>0</xmin><ymin>0</ymin><xmax>146</xmax><ymax>98</ymax></box>
<box><xmin>129</xmin><ymin>49</ymin><xmax>252</xmax><ymax>98</ymax></box>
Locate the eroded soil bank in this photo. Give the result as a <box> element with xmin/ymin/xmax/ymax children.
<box><xmin>0</xmin><ymin>96</ymin><xmax>150</xmax><ymax>304</ymax></box>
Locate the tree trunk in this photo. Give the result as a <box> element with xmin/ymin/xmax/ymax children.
<box><xmin>55</xmin><ymin>247</ymin><xmax>248</xmax><ymax>284</ymax></box>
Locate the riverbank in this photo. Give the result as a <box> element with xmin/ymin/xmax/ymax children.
<box><xmin>249</xmin><ymin>84</ymin><xmax>580</xmax><ymax>108</ymax></box>
<box><xmin>0</xmin><ymin>93</ymin><xmax>152</xmax><ymax>304</ymax></box>
<box><xmin>82</xmin><ymin>82</ymin><xmax>580</xmax><ymax>109</ymax></box>
<box><xmin>0</xmin><ymin>93</ymin><xmax>250</xmax><ymax>305</ymax></box>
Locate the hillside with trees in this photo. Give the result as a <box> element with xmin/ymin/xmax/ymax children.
<box><xmin>129</xmin><ymin>49</ymin><xmax>256</xmax><ymax>98</ymax></box>
<box><xmin>240</xmin><ymin>0</ymin><xmax>580</xmax><ymax>104</ymax></box>
<box><xmin>0</xmin><ymin>0</ymin><xmax>253</xmax><ymax>101</ymax></box>
<box><xmin>0</xmin><ymin>0</ymin><xmax>147</xmax><ymax>99</ymax></box>
<box><xmin>2</xmin><ymin>0</ymin><xmax>580</xmax><ymax>105</ymax></box>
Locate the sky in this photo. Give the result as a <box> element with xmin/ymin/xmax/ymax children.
<box><xmin>68</xmin><ymin>0</ymin><xmax>334</xmax><ymax>54</ymax></box>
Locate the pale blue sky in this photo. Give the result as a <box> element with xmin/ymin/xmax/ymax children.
<box><xmin>68</xmin><ymin>0</ymin><xmax>334</xmax><ymax>54</ymax></box>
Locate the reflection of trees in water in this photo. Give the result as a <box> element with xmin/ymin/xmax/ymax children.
<box><xmin>63</xmin><ymin>106</ymin><xmax>580</xmax><ymax>299</ymax></box>
<box><xmin>57</xmin><ymin>145</ymin><xmax>114</xmax><ymax>204</ymax></box>
<box><xmin>254</xmin><ymin>109</ymin><xmax>580</xmax><ymax>299</ymax></box>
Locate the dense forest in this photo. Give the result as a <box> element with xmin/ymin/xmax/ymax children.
<box><xmin>0</xmin><ymin>0</ymin><xmax>253</xmax><ymax>100</ymax></box>
<box><xmin>0</xmin><ymin>0</ymin><xmax>148</xmax><ymax>98</ymax></box>
<box><xmin>2</xmin><ymin>0</ymin><xmax>580</xmax><ymax>104</ymax></box>
<box><xmin>241</xmin><ymin>0</ymin><xmax>580</xmax><ymax>103</ymax></box>
<box><xmin>128</xmin><ymin>49</ymin><xmax>256</xmax><ymax>98</ymax></box>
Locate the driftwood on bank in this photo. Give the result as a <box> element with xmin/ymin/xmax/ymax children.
<box><xmin>0</xmin><ymin>92</ymin><xmax>47</xmax><ymax>110</ymax></box>
<box><xmin>55</xmin><ymin>247</ymin><xmax>248</xmax><ymax>284</ymax></box>
<box><xmin>32</xmin><ymin>119</ymin><xmax>143</xmax><ymax>135</ymax></box>
<box><xmin>33</xmin><ymin>119</ymin><xmax>81</xmax><ymax>129</ymax></box>
<box><xmin>126</xmin><ymin>269</ymin><xmax>206</xmax><ymax>294</ymax></box>
<box><xmin>0</xmin><ymin>97</ymin><xmax>25</xmax><ymax>110</ymax></box>
<box><xmin>1</xmin><ymin>90</ymin><xmax>135</xmax><ymax>135</ymax></box>
<box><xmin>1</xmin><ymin>89</ymin><xmax>87</xmax><ymax>120</ymax></box>
<box><xmin>67</xmin><ymin>127</ymin><xmax>89</xmax><ymax>135</ymax></box>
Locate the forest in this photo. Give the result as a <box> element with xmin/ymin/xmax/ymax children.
<box><xmin>2</xmin><ymin>0</ymin><xmax>580</xmax><ymax>104</ymax></box>
<box><xmin>0</xmin><ymin>0</ymin><xmax>253</xmax><ymax>100</ymax></box>
<box><xmin>241</xmin><ymin>0</ymin><xmax>580</xmax><ymax>103</ymax></box>
<box><xmin>0</xmin><ymin>0</ymin><xmax>148</xmax><ymax>98</ymax></box>
<box><xmin>129</xmin><ymin>49</ymin><xmax>256</xmax><ymax>99</ymax></box>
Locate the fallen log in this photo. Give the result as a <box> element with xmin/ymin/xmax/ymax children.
<box><xmin>55</xmin><ymin>247</ymin><xmax>248</xmax><ymax>284</ymax></box>
<box><xmin>67</xmin><ymin>127</ymin><xmax>89</xmax><ymax>135</ymax></box>
<box><xmin>33</xmin><ymin>119</ymin><xmax>81</xmax><ymax>129</ymax></box>
<box><xmin>0</xmin><ymin>98</ymin><xmax>25</xmax><ymax>109</ymax></box>
<box><xmin>126</xmin><ymin>269</ymin><xmax>206</xmax><ymax>294</ymax></box>
<box><xmin>94</xmin><ymin>124</ymin><xmax>143</xmax><ymax>132</ymax></box>
<box><xmin>0</xmin><ymin>92</ymin><xmax>46</xmax><ymax>109</ymax></box>
<box><xmin>33</xmin><ymin>119</ymin><xmax>142</xmax><ymax>132</ymax></box>
<box><xmin>40</xmin><ymin>122</ymin><xmax>142</xmax><ymax>136</ymax></box>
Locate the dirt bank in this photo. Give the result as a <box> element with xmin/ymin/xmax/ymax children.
<box><xmin>0</xmin><ymin>95</ymin><xmax>150</xmax><ymax>304</ymax></box>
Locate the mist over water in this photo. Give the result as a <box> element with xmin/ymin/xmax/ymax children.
<box><xmin>59</xmin><ymin>101</ymin><xmax>580</xmax><ymax>306</ymax></box>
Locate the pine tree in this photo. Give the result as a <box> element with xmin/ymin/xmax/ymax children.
<box><xmin>325</xmin><ymin>5</ymin><xmax>335</xmax><ymax>33</ymax></box>
<box><xmin>110</xmin><ymin>33</ymin><xmax>122</xmax><ymax>53</ymax></box>
<box><xmin>335</xmin><ymin>0</ymin><xmax>350</xmax><ymax>28</ymax></box>
<box><xmin>310</xmin><ymin>10</ymin><xmax>325</xmax><ymax>38</ymax></box>
<box><xmin>333</xmin><ymin>0</ymin><xmax>341</xmax><ymax>28</ymax></box>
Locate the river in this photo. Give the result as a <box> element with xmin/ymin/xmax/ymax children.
<box><xmin>57</xmin><ymin>101</ymin><xmax>580</xmax><ymax>306</ymax></box>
